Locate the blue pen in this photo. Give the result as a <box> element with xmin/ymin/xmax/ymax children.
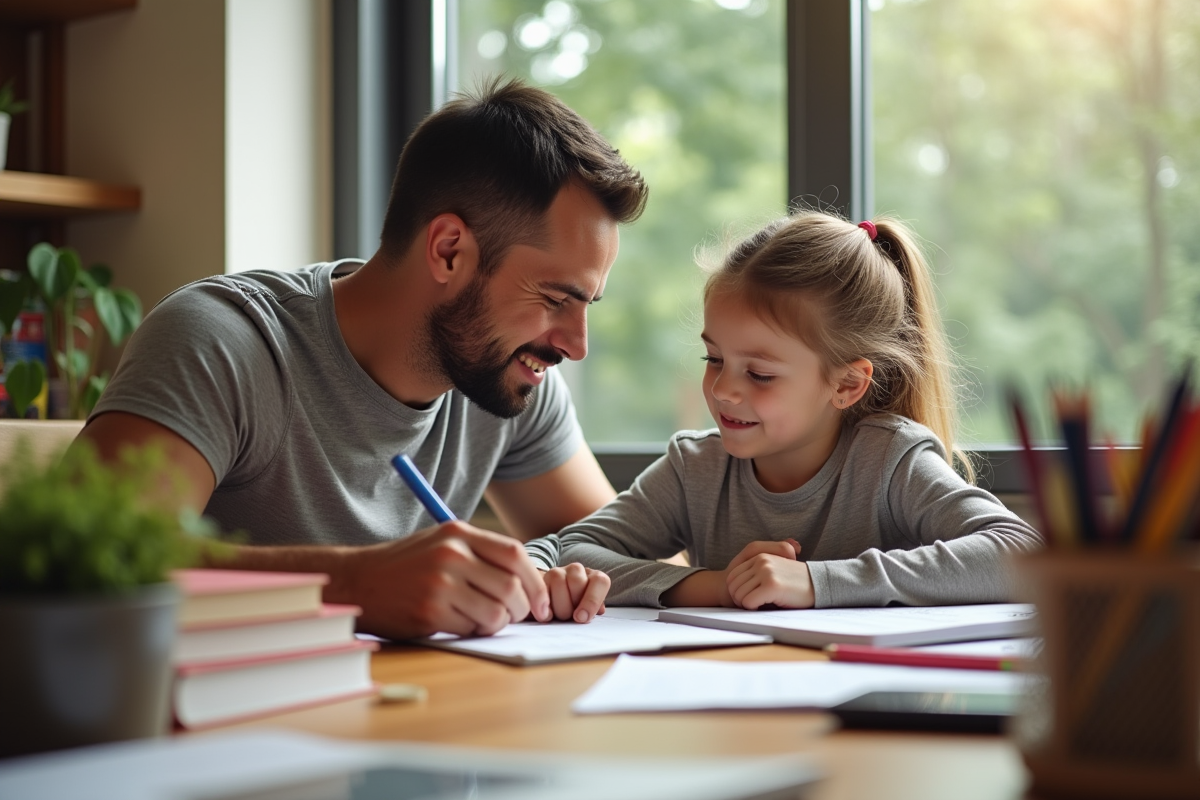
<box><xmin>391</xmin><ymin>454</ymin><xmax>457</xmax><ymax>523</ymax></box>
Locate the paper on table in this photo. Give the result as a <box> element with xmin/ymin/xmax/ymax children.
<box><xmin>658</xmin><ymin>603</ymin><xmax>1037</xmax><ymax>648</ymax></box>
<box><xmin>572</xmin><ymin>654</ymin><xmax>1024</xmax><ymax>714</ymax></box>
<box><xmin>915</xmin><ymin>638</ymin><xmax>1043</xmax><ymax>659</ymax></box>
<box><xmin>420</xmin><ymin>614</ymin><xmax>771</xmax><ymax>665</ymax></box>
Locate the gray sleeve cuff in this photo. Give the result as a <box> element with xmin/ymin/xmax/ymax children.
<box><xmin>524</xmin><ymin>534</ymin><xmax>560</xmax><ymax>571</ymax></box>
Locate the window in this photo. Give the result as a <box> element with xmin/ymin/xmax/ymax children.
<box><xmin>337</xmin><ymin>1</ymin><xmax>1198</xmax><ymax>487</ymax></box>
<box><xmin>871</xmin><ymin>0</ymin><xmax>1200</xmax><ymax>445</ymax></box>
<box><xmin>455</xmin><ymin>0</ymin><xmax>788</xmax><ymax>444</ymax></box>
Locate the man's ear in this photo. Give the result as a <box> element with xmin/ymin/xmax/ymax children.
<box><xmin>425</xmin><ymin>213</ymin><xmax>479</xmax><ymax>287</ymax></box>
<box><xmin>832</xmin><ymin>358</ymin><xmax>874</xmax><ymax>409</ymax></box>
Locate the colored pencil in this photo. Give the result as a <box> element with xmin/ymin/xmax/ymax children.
<box><xmin>1120</xmin><ymin>364</ymin><xmax>1192</xmax><ymax>543</ymax></box>
<box><xmin>1137</xmin><ymin>405</ymin><xmax>1200</xmax><ymax>553</ymax></box>
<box><xmin>1056</xmin><ymin>391</ymin><xmax>1102</xmax><ymax>542</ymax></box>
<box><xmin>1008</xmin><ymin>385</ymin><xmax>1054</xmax><ymax>546</ymax></box>
<box><xmin>824</xmin><ymin>644</ymin><xmax>1023</xmax><ymax>672</ymax></box>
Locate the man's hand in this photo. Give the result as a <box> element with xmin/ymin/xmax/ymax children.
<box><xmin>725</xmin><ymin>538</ymin><xmax>815</xmax><ymax>610</ymax></box>
<box><xmin>541</xmin><ymin>562</ymin><xmax>610</xmax><ymax>623</ymax></box>
<box><xmin>337</xmin><ymin>521</ymin><xmax>551</xmax><ymax>640</ymax></box>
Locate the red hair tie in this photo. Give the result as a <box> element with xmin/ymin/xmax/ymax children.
<box><xmin>858</xmin><ymin>220</ymin><xmax>878</xmax><ymax>241</ymax></box>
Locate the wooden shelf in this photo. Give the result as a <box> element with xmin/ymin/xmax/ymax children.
<box><xmin>0</xmin><ymin>171</ymin><xmax>140</xmax><ymax>218</ymax></box>
<box><xmin>0</xmin><ymin>0</ymin><xmax>135</xmax><ymax>24</ymax></box>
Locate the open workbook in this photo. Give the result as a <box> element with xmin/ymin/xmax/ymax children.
<box><xmin>657</xmin><ymin>603</ymin><xmax>1038</xmax><ymax>649</ymax></box>
<box><xmin>417</xmin><ymin>608</ymin><xmax>771</xmax><ymax>665</ymax></box>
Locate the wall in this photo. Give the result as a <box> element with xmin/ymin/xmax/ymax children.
<box><xmin>64</xmin><ymin>0</ymin><xmax>331</xmax><ymax>320</ymax></box>
<box><xmin>65</xmin><ymin>0</ymin><xmax>226</xmax><ymax>310</ymax></box>
<box><xmin>226</xmin><ymin>0</ymin><xmax>332</xmax><ymax>274</ymax></box>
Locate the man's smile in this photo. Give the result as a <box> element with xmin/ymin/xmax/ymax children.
<box><xmin>518</xmin><ymin>353</ymin><xmax>548</xmax><ymax>375</ymax></box>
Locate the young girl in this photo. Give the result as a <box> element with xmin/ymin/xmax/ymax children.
<box><xmin>526</xmin><ymin>210</ymin><xmax>1042</xmax><ymax>611</ymax></box>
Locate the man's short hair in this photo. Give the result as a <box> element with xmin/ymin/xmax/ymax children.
<box><xmin>379</xmin><ymin>77</ymin><xmax>648</xmax><ymax>274</ymax></box>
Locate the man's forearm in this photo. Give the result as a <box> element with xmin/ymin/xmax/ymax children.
<box><xmin>208</xmin><ymin>543</ymin><xmax>364</xmax><ymax>606</ymax></box>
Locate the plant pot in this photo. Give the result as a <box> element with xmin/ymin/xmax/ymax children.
<box><xmin>0</xmin><ymin>111</ymin><xmax>9</xmax><ymax>171</ymax></box>
<box><xmin>0</xmin><ymin>582</ymin><xmax>179</xmax><ymax>758</ymax></box>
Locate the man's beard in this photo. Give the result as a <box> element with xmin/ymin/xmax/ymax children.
<box><xmin>424</xmin><ymin>276</ymin><xmax>561</xmax><ymax>419</ymax></box>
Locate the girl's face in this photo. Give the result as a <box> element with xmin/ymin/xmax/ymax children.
<box><xmin>701</xmin><ymin>291</ymin><xmax>846</xmax><ymax>492</ymax></box>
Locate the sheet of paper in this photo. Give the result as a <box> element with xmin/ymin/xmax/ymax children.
<box><xmin>658</xmin><ymin>603</ymin><xmax>1037</xmax><ymax>647</ymax></box>
<box><xmin>572</xmin><ymin>654</ymin><xmax>1024</xmax><ymax>714</ymax></box>
<box><xmin>422</xmin><ymin>616</ymin><xmax>771</xmax><ymax>664</ymax></box>
<box><xmin>916</xmin><ymin>637</ymin><xmax>1043</xmax><ymax>658</ymax></box>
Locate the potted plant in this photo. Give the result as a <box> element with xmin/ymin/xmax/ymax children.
<box><xmin>0</xmin><ymin>242</ymin><xmax>142</xmax><ymax>419</ymax></box>
<box><xmin>0</xmin><ymin>77</ymin><xmax>28</xmax><ymax>171</ymax></box>
<box><xmin>0</xmin><ymin>437</ymin><xmax>217</xmax><ymax>758</ymax></box>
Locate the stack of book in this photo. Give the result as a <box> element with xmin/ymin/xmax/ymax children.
<box><xmin>170</xmin><ymin>569</ymin><xmax>377</xmax><ymax>729</ymax></box>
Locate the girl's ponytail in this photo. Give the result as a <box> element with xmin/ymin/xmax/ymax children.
<box><xmin>871</xmin><ymin>220</ymin><xmax>973</xmax><ymax>481</ymax></box>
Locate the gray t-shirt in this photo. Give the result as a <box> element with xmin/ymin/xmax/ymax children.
<box><xmin>527</xmin><ymin>414</ymin><xmax>1042</xmax><ymax>608</ymax></box>
<box><xmin>91</xmin><ymin>261</ymin><xmax>584</xmax><ymax>545</ymax></box>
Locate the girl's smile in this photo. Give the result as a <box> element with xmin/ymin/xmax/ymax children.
<box><xmin>701</xmin><ymin>290</ymin><xmax>869</xmax><ymax>493</ymax></box>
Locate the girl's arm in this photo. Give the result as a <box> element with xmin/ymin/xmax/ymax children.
<box><xmin>557</xmin><ymin>441</ymin><xmax>707</xmax><ymax>607</ymax></box>
<box><xmin>807</xmin><ymin>440</ymin><xmax>1043</xmax><ymax>607</ymax></box>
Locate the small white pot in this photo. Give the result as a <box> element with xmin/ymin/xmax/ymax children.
<box><xmin>0</xmin><ymin>111</ymin><xmax>9</xmax><ymax>171</ymax></box>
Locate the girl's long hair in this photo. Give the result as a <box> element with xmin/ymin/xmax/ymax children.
<box><xmin>703</xmin><ymin>210</ymin><xmax>972</xmax><ymax>481</ymax></box>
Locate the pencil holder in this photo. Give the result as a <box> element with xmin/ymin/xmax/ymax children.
<box><xmin>1012</xmin><ymin>550</ymin><xmax>1200</xmax><ymax>799</ymax></box>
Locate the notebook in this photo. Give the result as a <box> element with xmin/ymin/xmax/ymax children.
<box><xmin>418</xmin><ymin>607</ymin><xmax>771</xmax><ymax>664</ymax></box>
<box><xmin>657</xmin><ymin>603</ymin><xmax>1037</xmax><ymax>648</ymax></box>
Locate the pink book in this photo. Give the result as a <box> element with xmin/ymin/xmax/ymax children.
<box><xmin>173</xmin><ymin>639</ymin><xmax>379</xmax><ymax>730</ymax></box>
<box><xmin>171</xmin><ymin>569</ymin><xmax>329</xmax><ymax>628</ymax></box>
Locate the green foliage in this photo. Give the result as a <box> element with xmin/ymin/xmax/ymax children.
<box><xmin>0</xmin><ymin>439</ymin><xmax>220</xmax><ymax>595</ymax></box>
<box><xmin>0</xmin><ymin>79</ymin><xmax>28</xmax><ymax>117</ymax></box>
<box><xmin>1</xmin><ymin>243</ymin><xmax>143</xmax><ymax>419</ymax></box>
<box><xmin>4</xmin><ymin>360</ymin><xmax>44</xmax><ymax>418</ymax></box>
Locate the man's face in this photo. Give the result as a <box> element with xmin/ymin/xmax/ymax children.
<box><xmin>426</xmin><ymin>183</ymin><xmax>620</xmax><ymax>418</ymax></box>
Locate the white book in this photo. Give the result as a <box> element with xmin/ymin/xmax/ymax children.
<box><xmin>174</xmin><ymin>641</ymin><xmax>377</xmax><ymax>729</ymax></box>
<box><xmin>174</xmin><ymin>604</ymin><xmax>360</xmax><ymax>664</ymax></box>
<box><xmin>657</xmin><ymin>603</ymin><xmax>1037</xmax><ymax>648</ymax></box>
<box><xmin>419</xmin><ymin>610</ymin><xmax>771</xmax><ymax>665</ymax></box>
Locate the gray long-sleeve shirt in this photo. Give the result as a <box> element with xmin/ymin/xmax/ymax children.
<box><xmin>526</xmin><ymin>414</ymin><xmax>1042</xmax><ymax>608</ymax></box>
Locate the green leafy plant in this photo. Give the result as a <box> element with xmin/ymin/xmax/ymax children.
<box><xmin>0</xmin><ymin>78</ymin><xmax>28</xmax><ymax>117</ymax></box>
<box><xmin>0</xmin><ymin>439</ymin><xmax>222</xmax><ymax>595</ymax></box>
<box><xmin>0</xmin><ymin>243</ymin><xmax>142</xmax><ymax>419</ymax></box>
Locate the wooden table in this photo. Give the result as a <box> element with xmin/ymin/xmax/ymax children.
<box><xmin>219</xmin><ymin>641</ymin><xmax>1032</xmax><ymax>800</ymax></box>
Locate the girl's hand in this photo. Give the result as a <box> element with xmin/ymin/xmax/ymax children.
<box><xmin>540</xmin><ymin>562</ymin><xmax>610</xmax><ymax>623</ymax></box>
<box><xmin>726</xmin><ymin>538</ymin><xmax>801</xmax><ymax>571</ymax></box>
<box><xmin>725</xmin><ymin>538</ymin><xmax>815</xmax><ymax>610</ymax></box>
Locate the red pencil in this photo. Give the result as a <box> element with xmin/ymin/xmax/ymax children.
<box><xmin>824</xmin><ymin>643</ymin><xmax>1024</xmax><ymax>672</ymax></box>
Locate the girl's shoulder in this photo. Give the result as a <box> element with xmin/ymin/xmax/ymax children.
<box><xmin>667</xmin><ymin>428</ymin><xmax>727</xmax><ymax>458</ymax></box>
<box><xmin>848</xmin><ymin>413</ymin><xmax>947</xmax><ymax>460</ymax></box>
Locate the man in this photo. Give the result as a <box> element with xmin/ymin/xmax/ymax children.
<box><xmin>77</xmin><ymin>78</ymin><xmax>647</xmax><ymax>640</ymax></box>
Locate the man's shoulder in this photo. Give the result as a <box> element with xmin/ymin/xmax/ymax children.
<box><xmin>162</xmin><ymin>262</ymin><xmax>346</xmax><ymax>308</ymax></box>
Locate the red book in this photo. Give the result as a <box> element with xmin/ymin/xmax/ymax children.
<box><xmin>171</xmin><ymin>569</ymin><xmax>328</xmax><ymax>628</ymax></box>
<box><xmin>173</xmin><ymin>603</ymin><xmax>362</xmax><ymax>665</ymax></box>
<box><xmin>173</xmin><ymin>640</ymin><xmax>378</xmax><ymax>729</ymax></box>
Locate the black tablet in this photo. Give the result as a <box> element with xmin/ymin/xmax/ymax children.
<box><xmin>830</xmin><ymin>690</ymin><xmax>1017</xmax><ymax>734</ymax></box>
